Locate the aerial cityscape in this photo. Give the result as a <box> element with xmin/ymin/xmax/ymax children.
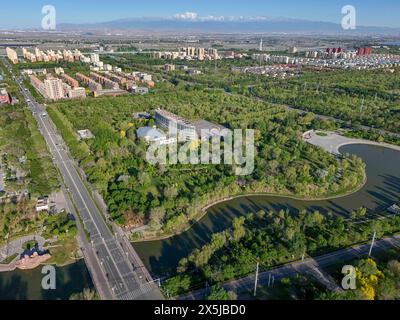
<box><xmin>1</xmin><ymin>0</ymin><xmax>400</xmax><ymax>309</ymax></box>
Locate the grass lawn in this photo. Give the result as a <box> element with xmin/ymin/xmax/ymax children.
<box><xmin>0</xmin><ymin>253</ymin><xmax>19</xmax><ymax>265</ymax></box>
<box><xmin>46</xmin><ymin>235</ymin><xmax>80</xmax><ymax>267</ymax></box>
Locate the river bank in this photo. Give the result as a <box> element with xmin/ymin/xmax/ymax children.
<box><xmin>132</xmin><ymin>172</ymin><xmax>367</xmax><ymax>243</ymax></box>
<box><xmin>132</xmin><ymin>132</ymin><xmax>370</xmax><ymax>243</ymax></box>
<box><xmin>133</xmin><ymin>143</ymin><xmax>400</xmax><ymax>276</ymax></box>
<box><xmin>0</xmin><ymin>259</ymin><xmax>94</xmax><ymax>300</ymax></box>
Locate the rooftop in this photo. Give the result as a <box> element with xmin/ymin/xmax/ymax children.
<box><xmin>155</xmin><ymin>108</ymin><xmax>195</xmax><ymax>127</ymax></box>
<box><xmin>137</xmin><ymin>127</ymin><xmax>166</xmax><ymax>140</ymax></box>
<box><xmin>194</xmin><ymin>120</ymin><xmax>228</xmax><ymax>137</ymax></box>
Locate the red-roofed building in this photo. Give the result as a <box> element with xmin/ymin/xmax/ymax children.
<box><xmin>0</xmin><ymin>89</ymin><xmax>11</xmax><ymax>104</ymax></box>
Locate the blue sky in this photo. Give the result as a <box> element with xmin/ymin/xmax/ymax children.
<box><xmin>1</xmin><ymin>0</ymin><xmax>399</xmax><ymax>28</ymax></box>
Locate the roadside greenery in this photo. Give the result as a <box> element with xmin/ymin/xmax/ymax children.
<box><xmin>207</xmin><ymin>286</ymin><xmax>237</xmax><ymax>300</ymax></box>
<box><xmin>69</xmin><ymin>288</ymin><xmax>100</xmax><ymax>300</ymax></box>
<box><xmin>320</xmin><ymin>256</ymin><xmax>400</xmax><ymax>300</ymax></box>
<box><xmin>47</xmin><ymin>88</ymin><xmax>364</xmax><ymax>238</ymax></box>
<box><xmin>0</xmin><ymin>59</ymin><xmax>59</xmax><ymax>196</ymax></box>
<box><xmin>162</xmin><ymin>207</ymin><xmax>400</xmax><ymax>297</ymax></box>
<box><xmin>112</xmin><ymin>54</ymin><xmax>400</xmax><ymax>134</ymax></box>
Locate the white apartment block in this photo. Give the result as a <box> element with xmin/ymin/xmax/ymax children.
<box><xmin>6</xmin><ymin>47</ymin><xmax>18</xmax><ymax>64</ymax></box>
<box><xmin>44</xmin><ymin>78</ymin><xmax>65</xmax><ymax>100</ymax></box>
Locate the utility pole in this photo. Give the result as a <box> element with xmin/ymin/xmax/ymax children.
<box><xmin>369</xmin><ymin>231</ymin><xmax>377</xmax><ymax>257</ymax></box>
<box><xmin>360</xmin><ymin>96</ymin><xmax>365</xmax><ymax>113</ymax></box>
<box><xmin>254</xmin><ymin>262</ymin><xmax>259</xmax><ymax>297</ymax></box>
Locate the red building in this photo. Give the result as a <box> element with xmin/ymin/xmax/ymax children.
<box><xmin>0</xmin><ymin>89</ymin><xmax>11</xmax><ymax>104</ymax></box>
<box><xmin>326</xmin><ymin>47</ymin><xmax>343</xmax><ymax>54</ymax></box>
<box><xmin>357</xmin><ymin>47</ymin><xmax>373</xmax><ymax>56</ymax></box>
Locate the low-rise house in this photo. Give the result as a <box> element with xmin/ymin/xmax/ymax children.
<box><xmin>77</xmin><ymin>129</ymin><xmax>94</xmax><ymax>140</ymax></box>
<box><xmin>0</xmin><ymin>89</ymin><xmax>11</xmax><ymax>104</ymax></box>
<box><xmin>131</xmin><ymin>86</ymin><xmax>149</xmax><ymax>95</ymax></box>
<box><xmin>187</xmin><ymin>69</ymin><xmax>202</xmax><ymax>75</ymax></box>
<box><xmin>36</xmin><ymin>197</ymin><xmax>50</xmax><ymax>212</ymax></box>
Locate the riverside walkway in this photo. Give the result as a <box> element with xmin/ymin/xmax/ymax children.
<box><xmin>0</xmin><ymin>235</ymin><xmax>46</xmax><ymax>272</ymax></box>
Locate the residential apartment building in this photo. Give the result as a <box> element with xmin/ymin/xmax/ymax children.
<box><xmin>163</xmin><ymin>64</ymin><xmax>176</xmax><ymax>72</ymax></box>
<box><xmin>76</xmin><ymin>73</ymin><xmax>103</xmax><ymax>92</ymax></box>
<box><xmin>90</xmin><ymin>72</ymin><xmax>119</xmax><ymax>90</ymax></box>
<box><xmin>30</xmin><ymin>75</ymin><xmax>65</xmax><ymax>100</ymax></box>
<box><xmin>90</xmin><ymin>53</ymin><xmax>100</xmax><ymax>63</ymax></box>
<box><xmin>6</xmin><ymin>47</ymin><xmax>18</xmax><ymax>64</ymax></box>
<box><xmin>61</xmin><ymin>73</ymin><xmax>79</xmax><ymax>88</ymax></box>
<box><xmin>68</xmin><ymin>87</ymin><xmax>86</xmax><ymax>99</ymax></box>
<box><xmin>44</xmin><ymin>78</ymin><xmax>65</xmax><ymax>100</ymax></box>
<box><xmin>29</xmin><ymin>75</ymin><xmax>48</xmax><ymax>98</ymax></box>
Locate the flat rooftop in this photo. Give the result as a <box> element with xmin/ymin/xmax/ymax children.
<box><xmin>155</xmin><ymin>108</ymin><xmax>195</xmax><ymax>127</ymax></box>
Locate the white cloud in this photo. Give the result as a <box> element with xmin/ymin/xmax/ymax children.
<box><xmin>174</xmin><ymin>12</ymin><xmax>199</xmax><ymax>21</ymax></box>
<box><xmin>173</xmin><ymin>13</ymin><xmax>270</xmax><ymax>22</ymax></box>
<box><xmin>173</xmin><ymin>12</ymin><xmax>228</xmax><ymax>22</ymax></box>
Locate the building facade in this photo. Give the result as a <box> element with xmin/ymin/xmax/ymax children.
<box><xmin>44</xmin><ymin>78</ymin><xmax>65</xmax><ymax>100</ymax></box>
<box><xmin>6</xmin><ymin>47</ymin><xmax>18</xmax><ymax>64</ymax></box>
<box><xmin>155</xmin><ymin>109</ymin><xmax>197</xmax><ymax>141</ymax></box>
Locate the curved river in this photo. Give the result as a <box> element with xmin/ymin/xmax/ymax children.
<box><xmin>133</xmin><ymin>144</ymin><xmax>400</xmax><ymax>277</ymax></box>
<box><xmin>1</xmin><ymin>143</ymin><xmax>399</xmax><ymax>299</ymax></box>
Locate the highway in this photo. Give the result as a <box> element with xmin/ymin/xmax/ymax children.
<box><xmin>4</xmin><ymin>59</ymin><xmax>163</xmax><ymax>300</ymax></box>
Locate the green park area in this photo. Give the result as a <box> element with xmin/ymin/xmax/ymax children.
<box><xmin>162</xmin><ymin>208</ymin><xmax>400</xmax><ymax>298</ymax></box>
<box><xmin>46</xmin><ymin>84</ymin><xmax>365</xmax><ymax>239</ymax></box>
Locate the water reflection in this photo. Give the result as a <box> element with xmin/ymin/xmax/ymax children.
<box><xmin>133</xmin><ymin>144</ymin><xmax>400</xmax><ymax>277</ymax></box>
<box><xmin>0</xmin><ymin>260</ymin><xmax>93</xmax><ymax>300</ymax></box>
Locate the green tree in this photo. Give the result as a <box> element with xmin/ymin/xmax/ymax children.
<box><xmin>207</xmin><ymin>286</ymin><xmax>237</xmax><ymax>300</ymax></box>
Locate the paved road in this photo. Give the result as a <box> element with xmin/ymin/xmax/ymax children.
<box><xmin>3</xmin><ymin>58</ymin><xmax>163</xmax><ymax>300</ymax></box>
<box><xmin>0</xmin><ymin>235</ymin><xmax>46</xmax><ymax>272</ymax></box>
<box><xmin>179</xmin><ymin>234</ymin><xmax>400</xmax><ymax>300</ymax></box>
<box><xmin>305</xmin><ymin>131</ymin><xmax>400</xmax><ymax>155</ymax></box>
<box><xmin>0</xmin><ymin>235</ymin><xmax>45</xmax><ymax>260</ymax></box>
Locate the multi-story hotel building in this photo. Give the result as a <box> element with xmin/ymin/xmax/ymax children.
<box><xmin>155</xmin><ymin>108</ymin><xmax>197</xmax><ymax>141</ymax></box>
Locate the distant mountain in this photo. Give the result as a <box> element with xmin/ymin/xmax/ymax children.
<box><xmin>58</xmin><ymin>16</ymin><xmax>400</xmax><ymax>35</ymax></box>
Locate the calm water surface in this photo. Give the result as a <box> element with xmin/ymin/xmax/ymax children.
<box><xmin>0</xmin><ymin>259</ymin><xmax>93</xmax><ymax>300</ymax></box>
<box><xmin>2</xmin><ymin>144</ymin><xmax>398</xmax><ymax>299</ymax></box>
<box><xmin>133</xmin><ymin>144</ymin><xmax>400</xmax><ymax>276</ymax></box>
